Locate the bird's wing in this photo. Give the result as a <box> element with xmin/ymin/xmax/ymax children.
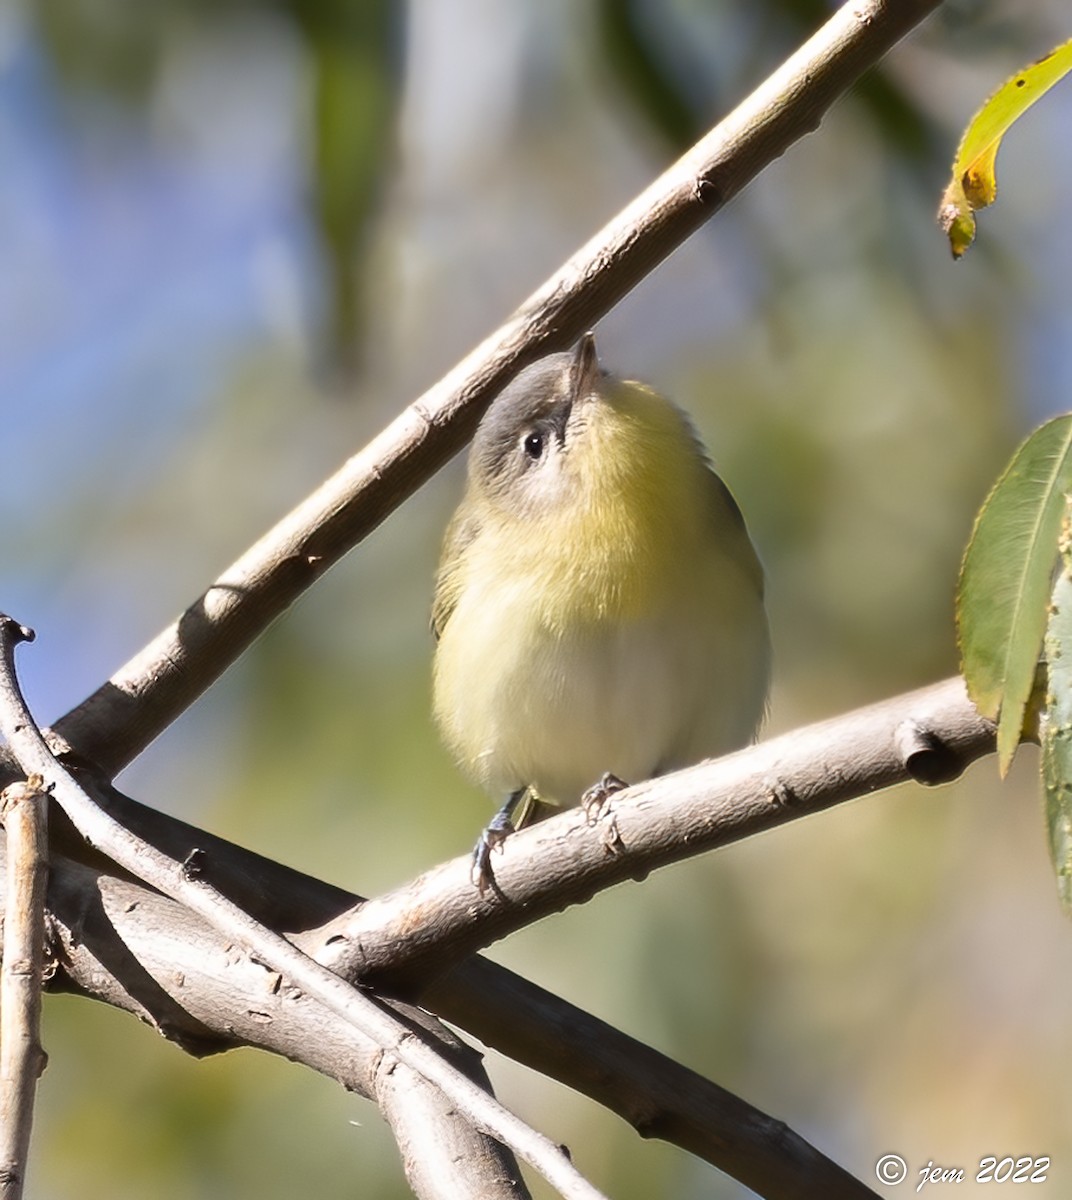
<box><xmin>705</xmin><ymin>466</ymin><xmax>765</xmax><ymax>599</ymax></box>
<box><xmin>430</xmin><ymin>509</ymin><xmax>482</xmax><ymax>641</ymax></box>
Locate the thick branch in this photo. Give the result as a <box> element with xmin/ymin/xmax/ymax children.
<box><xmin>380</xmin><ymin>1058</ymin><xmax>531</xmax><ymax>1200</ymax></box>
<box><xmin>312</xmin><ymin>677</ymin><xmax>993</xmax><ymax>986</ymax></box>
<box><xmin>25</xmin><ymin>772</ymin><xmax>875</xmax><ymax>1198</ymax></box>
<box><xmin>4</xmin><ymin>843</ymin><xmax>874</xmax><ymax>1200</ymax></box>
<box><xmin>34</xmin><ymin>850</ymin><xmax>527</xmax><ymax>1200</ymax></box>
<box><xmin>47</xmin><ymin>0</ymin><xmax>943</xmax><ymax>780</ymax></box>
<box><xmin>6</xmin><ymin>673</ymin><xmax>991</xmax><ymax>1199</ymax></box>
<box><xmin>0</xmin><ymin>617</ymin><xmax>603</xmax><ymax>1200</ymax></box>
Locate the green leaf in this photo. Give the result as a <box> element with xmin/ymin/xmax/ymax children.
<box><xmin>957</xmin><ymin>415</ymin><xmax>1072</xmax><ymax>773</ymax></box>
<box><xmin>937</xmin><ymin>37</ymin><xmax>1072</xmax><ymax>258</ymax></box>
<box><xmin>1042</xmin><ymin>503</ymin><xmax>1072</xmax><ymax>915</ymax></box>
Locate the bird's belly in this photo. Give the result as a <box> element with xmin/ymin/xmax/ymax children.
<box><xmin>506</xmin><ymin>621</ymin><xmax>694</xmax><ymax>802</ymax></box>
<box><xmin>434</xmin><ymin>583</ymin><xmax>766</xmax><ymax>806</ymax></box>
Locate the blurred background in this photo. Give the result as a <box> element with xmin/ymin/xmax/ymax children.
<box><xmin>5</xmin><ymin>0</ymin><xmax>1072</xmax><ymax>1195</ymax></box>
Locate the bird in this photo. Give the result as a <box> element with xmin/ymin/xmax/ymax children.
<box><xmin>431</xmin><ymin>333</ymin><xmax>769</xmax><ymax>887</ymax></box>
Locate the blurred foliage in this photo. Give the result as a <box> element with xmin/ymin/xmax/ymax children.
<box><xmin>34</xmin><ymin>0</ymin><xmax>187</xmax><ymax>99</ymax></box>
<box><xmin>595</xmin><ymin>0</ymin><xmax>939</xmax><ymax>163</ymax></box>
<box><xmin>596</xmin><ymin>0</ymin><xmax>707</xmax><ymax>148</ymax></box>
<box><xmin>292</xmin><ymin>0</ymin><xmax>402</xmax><ymax>372</ymax></box>
<box><xmin>33</xmin><ymin>0</ymin><xmax>402</xmax><ymax>377</ymax></box>
<box><xmin>12</xmin><ymin>0</ymin><xmax>1072</xmax><ymax>1197</ymax></box>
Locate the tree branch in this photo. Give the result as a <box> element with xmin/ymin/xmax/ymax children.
<box><xmin>33</xmin><ymin>848</ymin><xmax>529</xmax><ymax>1200</ymax></box>
<box><xmin>47</xmin><ymin>0</ymin><xmax>943</xmax><ymax>781</ymax></box>
<box><xmin>25</xmin><ymin>769</ymin><xmax>878</xmax><ymax>1198</ymax></box>
<box><xmin>428</xmin><ymin>957</ymin><xmax>881</xmax><ymax>1200</ymax></box>
<box><xmin>5</xmin><ymin>670</ymin><xmax>992</xmax><ymax>1198</ymax></box>
<box><xmin>379</xmin><ymin>1057</ymin><xmax>532</xmax><ymax>1200</ymax></box>
<box><xmin>311</xmin><ymin>677</ymin><xmax>993</xmax><ymax>986</ymax></box>
<box><xmin>0</xmin><ymin>774</ymin><xmax>49</xmax><ymax>1200</ymax></box>
<box><xmin>6</xmin><ymin>840</ymin><xmax>876</xmax><ymax>1199</ymax></box>
<box><xmin>0</xmin><ymin>616</ymin><xmax>603</xmax><ymax>1200</ymax></box>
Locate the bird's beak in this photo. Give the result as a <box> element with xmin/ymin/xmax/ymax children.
<box><xmin>571</xmin><ymin>332</ymin><xmax>600</xmax><ymax>403</ymax></box>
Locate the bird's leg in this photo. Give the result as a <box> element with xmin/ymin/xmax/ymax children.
<box><xmin>472</xmin><ymin>787</ymin><xmax>528</xmax><ymax>891</ymax></box>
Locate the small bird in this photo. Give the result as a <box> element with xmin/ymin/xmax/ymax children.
<box><xmin>432</xmin><ymin>334</ymin><xmax>769</xmax><ymax>886</ymax></box>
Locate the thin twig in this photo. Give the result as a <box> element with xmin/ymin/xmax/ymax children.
<box><xmin>49</xmin><ymin>0</ymin><xmax>944</xmax><ymax>781</ymax></box>
<box><xmin>0</xmin><ymin>767</ymin><xmax>49</xmax><ymax>1200</ymax></box>
<box><xmin>0</xmin><ymin>616</ymin><xmax>603</xmax><ymax>1200</ymax></box>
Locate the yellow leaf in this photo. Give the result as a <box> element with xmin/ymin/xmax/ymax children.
<box><xmin>938</xmin><ymin>38</ymin><xmax>1072</xmax><ymax>259</ymax></box>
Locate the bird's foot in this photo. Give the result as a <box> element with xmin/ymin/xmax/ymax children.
<box><xmin>581</xmin><ymin>772</ymin><xmax>628</xmax><ymax>852</ymax></box>
<box><xmin>581</xmin><ymin>772</ymin><xmax>628</xmax><ymax>820</ymax></box>
<box><xmin>470</xmin><ymin>788</ymin><xmax>527</xmax><ymax>893</ymax></box>
<box><xmin>471</xmin><ymin>816</ymin><xmax>513</xmax><ymax>893</ymax></box>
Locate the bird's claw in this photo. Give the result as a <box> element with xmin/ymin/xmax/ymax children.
<box><xmin>581</xmin><ymin>772</ymin><xmax>628</xmax><ymax>852</ymax></box>
<box><xmin>581</xmin><ymin>772</ymin><xmax>628</xmax><ymax>822</ymax></box>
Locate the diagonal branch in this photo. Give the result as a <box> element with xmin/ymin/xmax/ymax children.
<box><xmin>47</xmin><ymin>0</ymin><xmax>943</xmax><ymax>781</ymax></box>
<box><xmin>311</xmin><ymin>676</ymin><xmax>993</xmax><ymax>986</ymax></box>
<box><xmin>15</xmin><ymin>766</ymin><xmax>881</xmax><ymax>1198</ymax></box>
<box><xmin>429</xmin><ymin>957</ymin><xmax>881</xmax><ymax>1200</ymax></box>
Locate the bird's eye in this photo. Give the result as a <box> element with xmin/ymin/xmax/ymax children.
<box><xmin>522</xmin><ymin>430</ymin><xmax>544</xmax><ymax>459</ymax></box>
